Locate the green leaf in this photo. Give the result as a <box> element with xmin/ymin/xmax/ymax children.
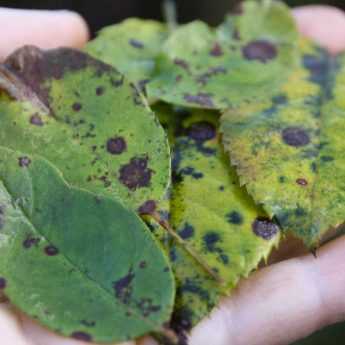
<box><xmin>85</xmin><ymin>19</ymin><xmax>168</xmax><ymax>89</ymax></box>
<box><xmin>0</xmin><ymin>147</ymin><xmax>175</xmax><ymax>343</ymax></box>
<box><xmin>149</xmin><ymin>105</ymin><xmax>280</xmax><ymax>337</ymax></box>
<box><xmin>147</xmin><ymin>1</ymin><xmax>298</xmax><ymax>109</ymax></box>
<box><xmin>0</xmin><ymin>46</ymin><xmax>170</xmax><ymax>210</ymax></box>
<box><xmin>221</xmin><ymin>39</ymin><xmax>345</xmax><ymax>247</ymax></box>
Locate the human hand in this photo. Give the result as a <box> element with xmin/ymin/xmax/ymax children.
<box><xmin>1</xmin><ymin>5</ymin><xmax>345</xmax><ymax>345</ymax></box>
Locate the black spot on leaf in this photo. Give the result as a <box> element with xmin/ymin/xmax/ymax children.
<box><xmin>0</xmin><ymin>277</ymin><xmax>6</xmax><ymax>289</ymax></box>
<box><xmin>137</xmin><ymin>298</ymin><xmax>161</xmax><ymax>317</ymax></box>
<box><xmin>174</xmin><ymin>58</ymin><xmax>190</xmax><ymax>71</ymax></box>
<box><xmin>282</xmin><ymin>127</ymin><xmax>310</xmax><ymax>147</ymax></box>
<box><xmin>252</xmin><ymin>217</ymin><xmax>279</xmax><ymax>240</ymax></box>
<box><xmin>119</xmin><ymin>156</ymin><xmax>152</xmax><ymax>190</ymax></box>
<box><xmin>184</xmin><ymin>93</ymin><xmax>214</xmax><ymax>108</ymax></box>
<box><xmin>96</xmin><ymin>86</ymin><xmax>104</xmax><ymax>96</ymax></box>
<box><xmin>81</xmin><ymin>320</ymin><xmax>96</xmax><ymax>327</ymax></box>
<box><xmin>179</xmin><ymin>166</ymin><xmax>203</xmax><ymax>179</ymax></box>
<box><xmin>242</xmin><ymin>40</ymin><xmax>277</xmax><ymax>63</ymax></box>
<box><xmin>23</xmin><ymin>235</ymin><xmax>40</xmax><ymax>249</ymax></box>
<box><xmin>71</xmin><ymin>331</ymin><xmax>92</xmax><ymax>342</ymax></box>
<box><xmin>170</xmin><ymin>306</ymin><xmax>193</xmax><ymax>341</ymax></box>
<box><xmin>106</xmin><ymin>137</ymin><xmax>127</xmax><ymax>155</ymax></box>
<box><xmin>187</xmin><ymin>121</ymin><xmax>216</xmax><ymax>143</ymax></box>
<box><xmin>18</xmin><ymin>156</ymin><xmax>31</xmax><ymax>167</ymax></box>
<box><xmin>129</xmin><ymin>39</ymin><xmax>144</xmax><ymax>49</ymax></box>
<box><xmin>30</xmin><ymin>114</ymin><xmax>44</xmax><ymax>126</ymax></box>
<box><xmin>321</xmin><ymin>155</ymin><xmax>334</xmax><ymax>162</ymax></box>
<box><xmin>72</xmin><ymin>102</ymin><xmax>82</xmax><ymax>112</ymax></box>
<box><xmin>226</xmin><ymin>211</ymin><xmax>243</xmax><ymax>225</ymax></box>
<box><xmin>203</xmin><ymin>232</ymin><xmax>220</xmax><ymax>252</ymax></box>
<box><xmin>210</xmin><ymin>43</ymin><xmax>223</xmax><ymax>57</ymax></box>
<box><xmin>44</xmin><ymin>245</ymin><xmax>59</xmax><ymax>256</ymax></box>
<box><xmin>179</xmin><ymin>279</ymin><xmax>209</xmax><ymax>301</ymax></box>
<box><xmin>178</xmin><ymin>223</ymin><xmax>195</xmax><ymax>239</ymax></box>
<box><xmin>139</xmin><ymin>261</ymin><xmax>147</xmax><ymax>269</ymax></box>
<box><xmin>113</xmin><ymin>270</ymin><xmax>135</xmax><ymax>304</ymax></box>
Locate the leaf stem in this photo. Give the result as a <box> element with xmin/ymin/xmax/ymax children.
<box><xmin>163</xmin><ymin>0</ymin><xmax>178</xmax><ymax>33</ymax></box>
<box><xmin>151</xmin><ymin>212</ymin><xmax>225</xmax><ymax>285</ymax></box>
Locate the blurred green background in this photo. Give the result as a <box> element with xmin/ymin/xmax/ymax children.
<box><xmin>1</xmin><ymin>0</ymin><xmax>345</xmax><ymax>343</ymax></box>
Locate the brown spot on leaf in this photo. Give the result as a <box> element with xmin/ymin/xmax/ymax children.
<box><xmin>113</xmin><ymin>270</ymin><xmax>135</xmax><ymax>304</ymax></box>
<box><xmin>184</xmin><ymin>93</ymin><xmax>214</xmax><ymax>108</ymax></box>
<box><xmin>44</xmin><ymin>245</ymin><xmax>59</xmax><ymax>256</ymax></box>
<box><xmin>119</xmin><ymin>157</ymin><xmax>152</xmax><ymax>191</ymax></box>
<box><xmin>210</xmin><ymin>43</ymin><xmax>223</xmax><ymax>57</ymax></box>
<box><xmin>282</xmin><ymin>127</ymin><xmax>310</xmax><ymax>147</ymax></box>
<box><xmin>3</xmin><ymin>46</ymin><xmax>112</xmax><ymax>109</ymax></box>
<box><xmin>106</xmin><ymin>137</ymin><xmax>127</xmax><ymax>155</ymax></box>
<box><xmin>30</xmin><ymin>114</ymin><xmax>43</xmax><ymax>126</ymax></box>
<box><xmin>296</xmin><ymin>178</ymin><xmax>308</xmax><ymax>186</ymax></box>
<box><xmin>18</xmin><ymin>156</ymin><xmax>31</xmax><ymax>167</ymax></box>
<box><xmin>187</xmin><ymin>121</ymin><xmax>216</xmax><ymax>142</ymax></box>
<box><xmin>71</xmin><ymin>331</ymin><xmax>92</xmax><ymax>342</ymax></box>
<box><xmin>242</xmin><ymin>40</ymin><xmax>277</xmax><ymax>63</ymax></box>
<box><xmin>174</xmin><ymin>58</ymin><xmax>190</xmax><ymax>71</ymax></box>
<box><xmin>252</xmin><ymin>217</ymin><xmax>279</xmax><ymax>240</ymax></box>
<box><xmin>138</xmin><ymin>200</ymin><xmax>156</xmax><ymax>215</ymax></box>
<box><xmin>0</xmin><ymin>277</ymin><xmax>6</xmax><ymax>289</ymax></box>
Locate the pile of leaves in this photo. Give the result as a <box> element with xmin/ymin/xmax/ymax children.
<box><xmin>0</xmin><ymin>1</ymin><xmax>344</xmax><ymax>344</ymax></box>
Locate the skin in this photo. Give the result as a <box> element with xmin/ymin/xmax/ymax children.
<box><xmin>0</xmin><ymin>5</ymin><xmax>345</xmax><ymax>345</ymax></box>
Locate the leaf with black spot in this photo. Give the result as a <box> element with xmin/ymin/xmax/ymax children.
<box><xmin>148</xmin><ymin>105</ymin><xmax>280</xmax><ymax>336</ymax></box>
<box><xmin>147</xmin><ymin>1</ymin><xmax>299</xmax><ymax>109</ymax></box>
<box><xmin>0</xmin><ymin>46</ymin><xmax>170</xmax><ymax>210</ymax></box>
<box><xmin>221</xmin><ymin>39</ymin><xmax>345</xmax><ymax>246</ymax></box>
<box><xmin>0</xmin><ymin>147</ymin><xmax>175</xmax><ymax>343</ymax></box>
<box><xmin>85</xmin><ymin>19</ymin><xmax>168</xmax><ymax>90</ymax></box>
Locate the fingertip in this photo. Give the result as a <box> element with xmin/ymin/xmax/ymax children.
<box><xmin>293</xmin><ymin>5</ymin><xmax>345</xmax><ymax>54</ymax></box>
<box><xmin>0</xmin><ymin>8</ymin><xmax>90</xmax><ymax>61</ymax></box>
<box><xmin>56</xmin><ymin>10</ymin><xmax>90</xmax><ymax>48</ymax></box>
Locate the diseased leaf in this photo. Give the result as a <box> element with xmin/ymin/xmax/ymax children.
<box><xmin>0</xmin><ymin>46</ymin><xmax>170</xmax><ymax>210</ymax></box>
<box><xmin>85</xmin><ymin>19</ymin><xmax>168</xmax><ymax>90</ymax></box>
<box><xmin>147</xmin><ymin>1</ymin><xmax>298</xmax><ymax>109</ymax></box>
<box><xmin>221</xmin><ymin>39</ymin><xmax>345</xmax><ymax>246</ymax></box>
<box><xmin>0</xmin><ymin>147</ymin><xmax>175</xmax><ymax>343</ymax></box>
<box><xmin>148</xmin><ymin>105</ymin><xmax>280</xmax><ymax>338</ymax></box>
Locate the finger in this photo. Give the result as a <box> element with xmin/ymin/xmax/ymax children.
<box><xmin>293</xmin><ymin>5</ymin><xmax>345</xmax><ymax>54</ymax></box>
<box><xmin>0</xmin><ymin>303</ymin><xmax>32</xmax><ymax>345</ymax></box>
<box><xmin>0</xmin><ymin>8</ymin><xmax>89</xmax><ymax>60</ymax></box>
<box><xmin>189</xmin><ymin>235</ymin><xmax>345</xmax><ymax>345</ymax></box>
<box><xmin>19</xmin><ymin>313</ymin><xmax>136</xmax><ymax>345</ymax></box>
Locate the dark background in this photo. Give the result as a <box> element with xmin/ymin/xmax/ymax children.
<box><xmin>1</xmin><ymin>0</ymin><xmax>345</xmax><ymax>344</ymax></box>
<box><xmin>0</xmin><ymin>0</ymin><xmax>345</xmax><ymax>35</ymax></box>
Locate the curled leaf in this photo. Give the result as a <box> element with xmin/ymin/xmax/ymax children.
<box><xmin>147</xmin><ymin>1</ymin><xmax>298</xmax><ymax>109</ymax></box>
<box><xmin>0</xmin><ymin>147</ymin><xmax>175</xmax><ymax>343</ymax></box>
<box><xmin>0</xmin><ymin>46</ymin><xmax>170</xmax><ymax>209</ymax></box>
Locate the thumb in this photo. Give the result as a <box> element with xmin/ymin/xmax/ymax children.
<box><xmin>0</xmin><ymin>7</ymin><xmax>89</xmax><ymax>60</ymax></box>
